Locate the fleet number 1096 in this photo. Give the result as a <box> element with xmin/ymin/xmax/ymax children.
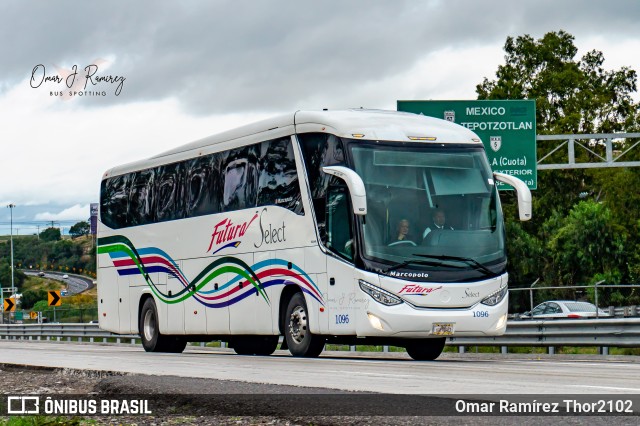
<box><xmin>473</xmin><ymin>311</ymin><xmax>489</xmax><ymax>318</ymax></box>
<box><xmin>335</xmin><ymin>314</ymin><xmax>350</xmax><ymax>324</ymax></box>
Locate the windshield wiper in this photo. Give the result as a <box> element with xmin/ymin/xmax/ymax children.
<box><xmin>382</xmin><ymin>259</ymin><xmax>453</xmax><ymax>274</ymax></box>
<box><xmin>411</xmin><ymin>253</ymin><xmax>495</xmax><ymax>276</ymax></box>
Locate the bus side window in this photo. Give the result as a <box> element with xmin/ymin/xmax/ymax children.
<box><xmin>129</xmin><ymin>169</ymin><xmax>155</xmax><ymax>226</ymax></box>
<box><xmin>101</xmin><ymin>173</ymin><xmax>133</xmax><ymax>229</ymax></box>
<box><xmin>155</xmin><ymin>162</ymin><xmax>185</xmax><ymax>222</ymax></box>
<box><xmin>185</xmin><ymin>155</ymin><xmax>214</xmax><ymax>218</ymax></box>
<box><xmin>257</xmin><ymin>137</ymin><xmax>303</xmax><ymax>214</ymax></box>
<box><xmin>298</xmin><ymin>133</ymin><xmax>346</xmax><ymax>242</ymax></box>
<box><xmin>326</xmin><ymin>186</ymin><xmax>354</xmax><ymax>262</ymax></box>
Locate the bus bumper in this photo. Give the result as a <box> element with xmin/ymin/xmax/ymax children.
<box><xmin>356</xmin><ymin>294</ymin><xmax>509</xmax><ymax>338</ymax></box>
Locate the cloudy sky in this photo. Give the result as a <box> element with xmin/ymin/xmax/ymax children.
<box><xmin>1</xmin><ymin>0</ymin><xmax>639</xmax><ymax>235</ymax></box>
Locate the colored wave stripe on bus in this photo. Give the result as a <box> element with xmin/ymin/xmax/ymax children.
<box><xmin>97</xmin><ymin>235</ymin><xmax>324</xmax><ymax>309</ymax></box>
<box><xmin>211</xmin><ymin>241</ymin><xmax>241</xmax><ymax>255</ymax></box>
<box><xmin>199</xmin><ymin>258</ymin><xmax>323</xmax><ymax>300</ymax></box>
<box><xmin>98</xmin><ymin>235</ymin><xmax>267</xmax><ymax>305</ymax></box>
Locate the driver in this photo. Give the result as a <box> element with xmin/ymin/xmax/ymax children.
<box><xmin>388</xmin><ymin>218</ymin><xmax>416</xmax><ymax>246</ymax></box>
<box><xmin>422</xmin><ymin>209</ymin><xmax>453</xmax><ymax>240</ymax></box>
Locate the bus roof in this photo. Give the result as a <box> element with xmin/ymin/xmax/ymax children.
<box><xmin>103</xmin><ymin>109</ymin><xmax>482</xmax><ymax>179</ymax></box>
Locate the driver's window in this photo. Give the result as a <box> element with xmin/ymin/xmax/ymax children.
<box><xmin>326</xmin><ymin>186</ymin><xmax>354</xmax><ymax>261</ymax></box>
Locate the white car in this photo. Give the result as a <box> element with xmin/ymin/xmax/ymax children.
<box><xmin>521</xmin><ymin>301</ymin><xmax>610</xmax><ymax>319</ymax></box>
<box><xmin>62</xmin><ymin>274</ymin><xmax>69</xmax><ymax>279</ymax></box>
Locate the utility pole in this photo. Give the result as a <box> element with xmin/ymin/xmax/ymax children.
<box><xmin>47</xmin><ymin>221</ymin><xmax>60</xmax><ymax>235</ymax></box>
<box><xmin>7</xmin><ymin>204</ymin><xmax>15</xmax><ymax>293</ymax></box>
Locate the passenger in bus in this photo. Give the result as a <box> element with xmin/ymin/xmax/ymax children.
<box><xmin>422</xmin><ymin>209</ymin><xmax>453</xmax><ymax>240</ymax></box>
<box><xmin>388</xmin><ymin>219</ymin><xmax>416</xmax><ymax>246</ymax></box>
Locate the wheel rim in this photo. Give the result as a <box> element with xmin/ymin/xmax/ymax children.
<box><xmin>143</xmin><ymin>309</ymin><xmax>155</xmax><ymax>342</ymax></box>
<box><xmin>288</xmin><ymin>305</ymin><xmax>307</xmax><ymax>344</ymax></box>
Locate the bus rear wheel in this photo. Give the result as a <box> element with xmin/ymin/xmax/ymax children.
<box><xmin>405</xmin><ymin>337</ymin><xmax>446</xmax><ymax>361</ymax></box>
<box><xmin>139</xmin><ymin>298</ymin><xmax>186</xmax><ymax>353</ymax></box>
<box><xmin>232</xmin><ymin>336</ymin><xmax>279</xmax><ymax>356</ymax></box>
<box><xmin>284</xmin><ymin>292</ymin><xmax>325</xmax><ymax>357</ymax></box>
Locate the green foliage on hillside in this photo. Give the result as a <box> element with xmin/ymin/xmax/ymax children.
<box><xmin>39</xmin><ymin>227</ymin><xmax>61</xmax><ymax>242</ymax></box>
<box><xmin>69</xmin><ymin>221</ymin><xmax>90</xmax><ymax>239</ymax></box>
<box><xmin>20</xmin><ymin>288</ymin><xmax>49</xmax><ymax>310</ymax></box>
<box><xmin>0</xmin><ymin>234</ymin><xmax>96</xmax><ymax>291</ymax></box>
<box><xmin>0</xmin><ymin>260</ymin><xmax>26</xmax><ymax>289</ymax></box>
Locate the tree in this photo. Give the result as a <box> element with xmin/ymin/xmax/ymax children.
<box><xmin>69</xmin><ymin>221</ymin><xmax>90</xmax><ymax>239</ymax></box>
<box><xmin>20</xmin><ymin>289</ymin><xmax>48</xmax><ymax>310</ymax></box>
<box><xmin>40</xmin><ymin>227</ymin><xmax>61</xmax><ymax>242</ymax></box>
<box><xmin>477</xmin><ymin>30</ymin><xmax>639</xmax><ymax>222</ymax></box>
<box><xmin>477</xmin><ymin>31</ymin><xmax>637</xmax><ymax>135</ymax></box>
<box><xmin>547</xmin><ymin>201</ymin><xmax>627</xmax><ymax>286</ymax></box>
<box><xmin>32</xmin><ymin>299</ymin><xmax>49</xmax><ymax>313</ymax></box>
<box><xmin>0</xmin><ymin>260</ymin><xmax>26</xmax><ymax>290</ymax></box>
<box><xmin>476</xmin><ymin>31</ymin><xmax>640</xmax><ymax>296</ymax></box>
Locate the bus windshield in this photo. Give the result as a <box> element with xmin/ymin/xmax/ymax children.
<box><xmin>349</xmin><ymin>142</ymin><xmax>505</xmax><ymax>280</ymax></box>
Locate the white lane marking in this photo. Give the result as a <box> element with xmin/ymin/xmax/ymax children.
<box><xmin>570</xmin><ymin>385</ymin><xmax>640</xmax><ymax>392</ymax></box>
<box><xmin>322</xmin><ymin>369</ymin><xmax>418</xmax><ymax>379</ymax></box>
<box><xmin>500</xmin><ymin>360</ymin><xmax>640</xmax><ymax>367</ymax></box>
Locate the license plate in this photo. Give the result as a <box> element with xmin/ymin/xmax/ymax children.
<box><xmin>432</xmin><ymin>322</ymin><xmax>455</xmax><ymax>336</ymax></box>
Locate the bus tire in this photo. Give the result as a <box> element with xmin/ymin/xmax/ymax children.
<box><xmin>406</xmin><ymin>337</ymin><xmax>446</xmax><ymax>361</ymax></box>
<box><xmin>139</xmin><ymin>298</ymin><xmax>180</xmax><ymax>353</ymax></box>
<box><xmin>284</xmin><ymin>292</ymin><xmax>325</xmax><ymax>357</ymax></box>
<box><xmin>232</xmin><ymin>336</ymin><xmax>279</xmax><ymax>356</ymax></box>
<box><xmin>165</xmin><ymin>337</ymin><xmax>187</xmax><ymax>353</ymax></box>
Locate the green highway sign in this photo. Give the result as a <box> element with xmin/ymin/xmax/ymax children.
<box><xmin>397</xmin><ymin>100</ymin><xmax>537</xmax><ymax>190</ymax></box>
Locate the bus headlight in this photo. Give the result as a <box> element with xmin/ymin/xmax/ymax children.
<box><xmin>481</xmin><ymin>284</ymin><xmax>508</xmax><ymax>306</ymax></box>
<box><xmin>359</xmin><ymin>280</ymin><xmax>403</xmax><ymax>306</ymax></box>
<box><xmin>367</xmin><ymin>313</ymin><xmax>385</xmax><ymax>331</ymax></box>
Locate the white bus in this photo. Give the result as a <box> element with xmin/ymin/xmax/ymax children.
<box><xmin>97</xmin><ymin>109</ymin><xmax>531</xmax><ymax>360</ymax></box>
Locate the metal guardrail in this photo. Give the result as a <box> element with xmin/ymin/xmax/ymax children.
<box><xmin>449</xmin><ymin>318</ymin><xmax>640</xmax><ymax>348</ymax></box>
<box><xmin>2</xmin><ymin>320</ymin><xmax>640</xmax><ymax>353</ymax></box>
<box><xmin>605</xmin><ymin>305</ymin><xmax>639</xmax><ymax>317</ymax></box>
<box><xmin>0</xmin><ymin>323</ymin><xmax>138</xmax><ymax>344</ymax></box>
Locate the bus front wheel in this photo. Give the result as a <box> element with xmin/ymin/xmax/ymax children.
<box><xmin>405</xmin><ymin>337</ymin><xmax>446</xmax><ymax>361</ymax></box>
<box><xmin>139</xmin><ymin>298</ymin><xmax>186</xmax><ymax>353</ymax></box>
<box><xmin>284</xmin><ymin>292</ymin><xmax>325</xmax><ymax>357</ymax></box>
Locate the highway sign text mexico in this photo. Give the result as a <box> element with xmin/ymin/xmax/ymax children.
<box><xmin>397</xmin><ymin>100</ymin><xmax>537</xmax><ymax>190</ymax></box>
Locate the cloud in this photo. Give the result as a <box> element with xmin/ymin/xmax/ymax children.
<box><xmin>34</xmin><ymin>204</ymin><xmax>90</xmax><ymax>221</ymax></box>
<box><xmin>0</xmin><ymin>79</ymin><xmax>271</xmax><ymax>209</ymax></box>
<box><xmin>2</xmin><ymin>1</ymin><xmax>639</xmax><ymax>114</ymax></box>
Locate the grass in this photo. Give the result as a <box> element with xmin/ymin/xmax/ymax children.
<box><xmin>23</xmin><ymin>276</ymin><xmax>64</xmax><ymax>292</ymax></box>
<box><xmin>19</xmin><ymin>275</ymin><xmax>98</xmax><ymax>321</ymax></box>
<box><xmin>84</xmin><ymin>286</ymin><xmax>97</xmax><ymax>298</ymax></box>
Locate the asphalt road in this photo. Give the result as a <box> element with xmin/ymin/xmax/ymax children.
<box><xmin>1</xmin><ymin>341</ymin><xmax>639</xmax><ymax>395</ymax></box>
<box><xmin>23</xmin><ymin>270</ymin><xmax>92</xmax><ymax>295</ymax></box>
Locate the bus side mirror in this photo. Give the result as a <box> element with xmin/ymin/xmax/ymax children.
<box><xmin>322</xmin><ymin>166</ymin><xmax>367</xmax><ymax>215</ymax></box>
<box><xmin>493</xmin><ymin>172</ymin><xmax>532</xmax><ymax>221</ymax></box>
